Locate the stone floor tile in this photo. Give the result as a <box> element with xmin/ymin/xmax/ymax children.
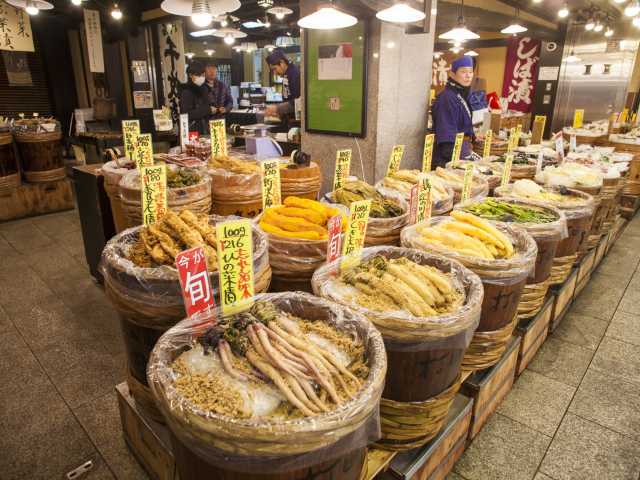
<box><xmin>591</xmin><ymin>337</ymin><xmax>640</xmax><ymax>387</ymax></box>
<box><xmin>0</xmin><ymin>303</ymin><xmax>12</xmax><ymax>333</ymax></box>
<box><xmin>551</xmin><ymin>311</ymin><xmax>609</xmax><ymax>351</ymax></box>
<box><xmin>454</xmin><ymin>413</ymin><xmax>551</xmax><ymax>480</ymax></box>
<box><xmin>46</xmin><ymin>269</ymin><xmax>106</xmax><ymax>311</ymax></box>
<box><xmin>539</xmin><ymin>413</ymin><xmax>640</xmax><ymax>480</ymax></box>
<box><xmin>31</xmin><ymin>211</ymin><xmax>81</xmax><ymax>240</ymax></box>
<box><xmin>497</xmin><ymin>370</ymin><xmax>576</xmax><ymax>436</ymax></box>
<box><xmin>59</xmin><ymin>229</ymin><xmax>88</xmax><ymax>259</ymax></box>
<box><xmin>74</xmin><ymin>391</ymin><xmax>150</xmax><ymax>480</ymax></box>
<box><xmin>50</xmin><ymin>349</ymin><xmax>127</xmax><ymax>409</ymax></box>
<box><xmin>606</xmin><ymin>310</ymin><xmax>640</xmax><ymax>347</ymax></box>
<box><xmin>528</xmin><ymin>337</ymin><xmax>594</xmax><ymax>387</ymax></box>
<box><xmin>23</xmin><ymin>246</ymin><xmax>86</xmax><ymax>279</ymax></box>
<box><xmin>0</xmin><ymin>326</ymin><xmax>50</xmax><ymax>399</ymax></box>
<box><xmin>569</xmin><ymin>368</ymin><xmax>640</xmax><ymax>442</ymax></box>
<box><xmin>617</xmin><ymin>284</ymin><xmax>640</xmax><ymax>316</ymax></box>
<box><xmin>65</xmin><ymin>454</ymin><xmax>116</xmax><ymax>480</ymax></box>
<box><xmin>0</xmin><ymin>270</ymin><xmax>56</xmax><ymax>316</ymax></box>
<box><xmin>446</xmin><ymin>473</ymin><xmax>466</xmax><ymax>480</ymax></box>
<box><xmin>0</xmin><ymin>220</ymin><xmax>56</xmax><ymax>254</ymax></box>
<box><xmin>596</xmin><ymin>245</ymin><xmax>640</xmax><ymax>279</ymax></box>
<box><xmin>534</xmin><ymin>473</ymin><xmax>555</xmax><ymax>480</ymax></box>
<box><xmin>571</xmin><ymin>273</ymin><xmax>627</xmax><ymax>321</ymax></box>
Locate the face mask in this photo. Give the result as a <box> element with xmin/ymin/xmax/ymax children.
<box><xmin>193</xmin><ymin>76</ymin><xmax>205</xmax><ymax>86</ymax></box>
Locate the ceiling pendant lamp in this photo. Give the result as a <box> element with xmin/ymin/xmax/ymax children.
<box><xmin>268</xmin><ymin>4</ymin><xmax>294</xmax><ymax>20</ymax></box>
<box><xmin>593</xmin><ymin>21</ymin><xmax>603</xmax><ymax>32</ymax></box>
<box><xmin>464</xmin><ymin>50</ymin><xmax>479</xmax><ymax>56</ymax></box>
<box><xmin>191</xmin><ymin>0</ymin><xmax>212</xmax><ymax>27</ymax></box>
<box><xmin>298</xmin><ymin>1</ymin><xmax>357</xmax><ymax>29</ymax></box>
<box><xmin>501</xmin><ymin>4</ymin><xmax>528</xmax><ymax>34</ymax></box>
<box><xmin>6</xmin><ymin>0</ymin><xmax>54</xmax><ymax>15</ymax></box>
<box><xmin>625</xmin><ymin>1</ymin><xmax>640</xmax><ymax>16</ymax></box>
<box><xmin>111</xmin><ymin>2</ymin><xmax>123</xmax><ymax>19</ymax></box>
<box><xmin>585</xmin><ymin>18</ymin><xmax>595</xmax><ymax>30</ymax></box>
<box><xmin>604</xmin><ymin>26</ymin><xmax>614</xmax><ymax>36</ymax></box>
<box><xmin>376</xmin><ymin>2</ymin><xmax>426</xmax><ymax>23</ymax></box>
<box><xmin>439</xmin><ymin>0</ymin><xmax>479</xmax><ymax>41</ymax></box>
<box><xmin>558</xmin><ymin>3</ymin><xmax>569</xmax><ymax>18</ymax></box>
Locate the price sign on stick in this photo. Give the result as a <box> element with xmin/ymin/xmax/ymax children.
<box><xmin>387</xmin><ymin>145</ymin><xmax>405</xmax><ymax>176</ymax></box>
<box><xmin>536</xmin><ymin>149</ymin><xmax>544</xmax><ymax>175</ymax></box>
<box><xmin>573</xmin><ymin>109</ymin><xmax>584</xmax><ymax>129</ymax></box>
<box><xmin>261</xmin><ymin>159</ymin><xmax>282</xmax><ymax>210</ymax></box>
<box><xmin>141</xmin><ymin>164</ymin><xmax>167</xmax><ymax>226</ymax></box>
<box><xmin>483</xmin><ymin>130</ymin><xmax>493</xmax><ymax>159</ymax></box>
<box><xmin>135</xmin><ymin>133</ymin><xmax>154</xmax><ymax>171</ymax></box>
<box><xmin>461</xmin><ymin>164</ymin><xmax>473</xmax><ymax>202</ymax></box>
<box><xmin>179</xmin><ymin>114</ymin><xmax>189</xmax><ymax>152</ymax></box>
<box><xmin>122</xmin><ymin>119</ymin><xmax>140</xmax><ymax>161</ymax></box>
<box><xmin>555</xmin><ymin>136</ymin><xmax>565</xmax><ymax>164</ymax></box>
<box><xmin>326</xmin><ymin>215</ymin><xmax>343</xmax><ymax>263</ymax></box>
<box><xmin>416</xmin><ymin>174</ymin><xmax>432</xmax><ymax>223</ymax></box>
<box><xmin>216</xmin><ymin>219</ymin><xmax>255</xmax><ymax>316</ymax></box>
<box><xmin>333</xmin><ymin>149</ymin><xmax>352</xmax><ymax>190</ymax></box>
<box><xmin>422</xmin><ymin>134</ymin><xmax>435</xmax><ymax>173</ymax></box>
<box><xmin>452</xmin><ymin>133</ymin><xmax>464</xmax><ymax>166</ymax></box>
<box><xmin>341</xmin><ymin>200</ymin><xmax>371</xmax><ymax>271</ymax></box>
<box><xmin>176</xmin><ymin>247</ymin><xmax>215</xmax><ymax>317</ymax></box>
<box><xmin>619</xmin><ymin>108</ymin><xmax>629</xmax><ymax>124</ymax></box>
<box><xmin>570</xmin><ymin>135</ymin><xmax>577</xmax><ymax>152</ymax></box>
<box><xmin>507</xmin><ymin>127</ymin><xmax>517</xmax><ymax>153</ymax></box>
<box><xmin>532</xmin><ymin>115</ymin><xmax>546</xmax><ymax>144</ymax></box>
<box><xmin>210</xmin><ymin>119</ymin><xmax>227</xmax><ymax>158</ymax></box>
<box><xmin>501</xmin><ymin>153</ymin><xmax>514</xmax><ymax>188</ymax></box>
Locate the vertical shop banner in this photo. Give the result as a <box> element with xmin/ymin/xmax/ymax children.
<box><xmin>422</xmin><ymin>134</ymin><xmax>435</xmax><ymax>173</ymax></box>
<box><xmin>83</xmin><ymin>9</ymin><xmax>104</xmax><ymax>73</ymax></box>
<box><xmin>261</xmin><ymin>159</ymin><xmax>282</xmax><ymax>210</ymax></box>
<box><xmin>176</xmin><ymin>247</ymin><xmax>215</xmax><ymax>317</ymax></box>
<box><xmin>0</xmin><ymin>3</ymin><xmax>34</xmax><ymax>52</ymax></box>
<box><xmin>158</xmin><ymin>21</ymin><xmax>186</xmax><ymax>123</ymax></box>
<box><xmin>216</xmin><ymin>220</ymin><xmax>255</xmax><ymax>316</ymax></box>
<box><xmin>333</xmin><ymin>149</ymin><xmax>352</xmax><ymax>190</ymax></box>
<box><xmin>180</xmin><ymin>114</ymin><xmax>189</xmax><ymax>151</ymax></box>
<box><xmin>141</xmin><ymin>165</ymin><xmax>167</xmax><ymax>225</ymax></box>
<box><xmin>502</xmin><ymin>36</ymin><xmax>541</xmax><ymax>113</ymax></box>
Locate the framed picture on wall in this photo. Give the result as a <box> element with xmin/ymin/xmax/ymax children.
<box><xmin>304</xmin><ymin>21</ymin><xmax>368</xmax><ymax>137</ymax></box>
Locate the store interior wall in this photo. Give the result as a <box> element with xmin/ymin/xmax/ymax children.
<box><xmin>475</xmin><ymin>46</ymin><xmax>507</xmax><ymax>95</ymax></box>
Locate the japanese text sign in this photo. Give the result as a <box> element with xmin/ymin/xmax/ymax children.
<box><xmin>135</xmin><ymin>133</ymin><xmax>154</xmax><ymax>171</ymax></box>
<box><xmin>501</xmin><ymin>153</ymin><xmax>513</xmax><ymax>188</ymax></box>
<box><xmin>410</xmin><ymin>174</ymin><xmax>432</xmax><ymax>224</ymax></box>
<box><xmin>532</xmin><ymin>115</ymin><xmax>546</xmax><ymax>144</ymax></box>
<box><xmin>333</xmin><ymin>149</ymin><xmax>352</xmax><ymax>190</ymax></box>
<box><xmin>326</xmin><ymin>215</ymin><xmax>343</xmax><ymax>263</ymax></box>
<box><xmin>461</xmin><ymin>163</ymin><xmax>473</xmax><ymax>202</ymax></box>
<box><xmin>83</xmin><ymin>9</ymin><xmax>104</xmax><ymax>72</ymax></box>
<box><xmin>341</xmin><ymin>200</ymin><xmax>371</xmax><ymax>271</ymax></box>
<box><xmin>210</xmin><ymin>119</ymin><xmax>227</xmax><ymax>158</ymax></box>
<box><xmin>620</xmin><ymin>108</ymin><xmax>629</xmax><ymax>124</ymax></box>
<box><xmin>387</xmin><ymin>145</ymin><xmax>405</xmax><ymax>176</ymax></box>
<box><xmin>122</xmin><ymin>120</ymin><xmax>140</xmax><ymax>161</ymax></box>
<box><xmin>141</xmin><ymin>165</ymin><xmax>167</xmax><ymax>226</ymax></box>
<box><xmin>0</xmin><ymin>3</ymin><xmax>34</xmax><ymax>52</ymax></box>
<box><xmin>216</xmin><ymin>219</ymin><xmax>255</xmax><ymax>316</ymax></box>
<box><xmin>555</xmin><ymin>136</ymin><xmax>565</xmax><ymax>163</ymax></box>
<box><xmin>452</xmin><ymin>133</ymin><xmax>464</xmax><ymax>166</ymax></box>
<box><xmin>422</xmin><ymin>134</ymin><xmax>435</xmax><ymax>173</ymax></box>
<box><xmin>482</xmin><ymin>130</ymin><xmax>493</xmax><ymax>159</ymax></box>
<box><xmin>508</xmin><ymin>127</ymin><xmax>517</xmax><ymax>153</ymax></box>
<box><xmin>260</xmin><ymin>159</ymin><xmax>282</xmax><ymax>210</ymax></box>
<box><xmin>573</xmin><ymin>109</ymin><xmax>584</xmax><ymax>129</ymax></box>
<box><xmin>180</xmin><ymin>114</ymin><xmax>189</xmax><ymax>151</ymax></box>
<box><xmin>536</xmin><ymin>149</ymin><xmax>544</xmax><ymax>175</ymax></box>
<box><xmin>176</xmin><ymin>247</ymin><xmax>215</xmax><ymax>317</ymax></box>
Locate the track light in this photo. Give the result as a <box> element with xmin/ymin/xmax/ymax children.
<box><xmin>111</xmin><ymin>3</ymin><xmax>122</xmax><ymax>20</ymax></box>
<box><xmin>558</xmin><ymin>3</ymin><xmax>569</xmax><ymax>18</ymax></box>
<box><xmin>625</xmin><ymin>1</ymin><xmax>640</xmax><ymax>16</ymax></box>
<box><xmin>585</xmin><ymin>19</ymin><xmax>595</xmax><ymax>30</ymax></box>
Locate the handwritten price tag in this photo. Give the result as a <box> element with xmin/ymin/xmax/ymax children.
<box><xmin>210</xmin><ymin>119</ymin><xmax>227</xmax><ymax>158</ymax></box>
<box><xmin>501</xmin><ymin>153</ymin><xmax>513</xmax><ymax>188</ymax></box>
<box><xmin>341</xmin><ymin>200</ymin><xmax>371</xmax><ymax>271</ymax></box>
<box><xmin>570</xmin><ymin>135</ymin><xmax>577</xmax><ymax>152</ymax></box>
<box><xmin>261</xmin><ymin>159</ymin><xmax>282</xmax><ymax>210</ymax></box>
<box><xmin>508</xmin><ymin>127</ymin><xmax>517</xmax><ymax>153</ymax></box>
<box><xmin>387</xmin><ymin>145</ymin><xmax>405</xmax><ymax>176</ymax></box>
<box><xmin>141</xmin><ymin>164</ymin><xmax>167</xmax><ymax>226</ymax></box>
<box><xmin>216</xmin><ymin>219</ymin><xmax>255</xmax><ymax>316</ymax></box>
<box><xmin>483</xmin><ymin>130</ymin><xmax>493</xmax><ymax>159</ymax></box>
<box><xmin>422</xmin><ymin>134</ymin><xmax>435</xmax><ymax>173</ymax></box>
<box><xmin>416</xmin><ymin>174</ymin><xmax>432</xmax><ymax>223</ymax></box>
<box><xmin>135</xmin><ymin>133</ymin><xmax>154</xmax><ymax>171</ymax></box>
<box><xmin>122</xmin><ymin>119</ymin><xmax>140</xmax><ymax>161</ymax></box>
<box><xmin>620</xmin><ymin>108</ymin><xmax>629</xmax><ymax>124</ymax></box>
<box><xmin>333</xmin><ymin>149</ymin><xmax>352</xmax><ymax>190</ymax></box>
<box><xmin>461</xmin><ymin>163</ymin><xmax>473</xmax><ymax>202</ymax></box>
<box><xmin>573</xmin><ymin>109</ymin><xmax>584</xmax><ymax>129</ymax></box>
<box><xmin>179</xmin><ymin>114</ymin><xmax>189</xmax><ymax>151</ymax></box>
<box><xmin>532</xmin><ymin>115</ymin><xmax>546</xmax><ymax>144</ymax></box>
<box><xmin>326</xmin><ymin>215</ymin><xmax>343</xmax><ymax>263</ymax></box>
<box><xmin>555</xmin><ymin>136</ymin><xmax>565</xmax><ymax>164</ymax></box>
<box><xmin>176</xmin><ymin>246</ymin><xmax>215</xmax><ymax>317</ymax></box>
<box><xmin>452</xmin><ymin>133</ymin><xmax>464</xmax><ymax>166</ymax></box>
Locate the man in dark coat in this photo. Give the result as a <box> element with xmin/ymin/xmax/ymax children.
<box><xmin>264</xmin><ymin>48</ymin><xmax>300</xmax><ymax>118</ymax></box>
<box><xmin>179</xmin><ymin>61</ymin><xmax>212</xmax><ymax>134</ymax></box>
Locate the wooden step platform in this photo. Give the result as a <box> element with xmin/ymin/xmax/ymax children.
<box><xmin>0</xmin><ymin>178</ymin><xmax>74</xmax><ymax>222</ymax></box>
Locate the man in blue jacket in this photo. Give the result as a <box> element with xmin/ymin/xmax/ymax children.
<box><xmin>265</xmin><ymin>49</ymin><xmax>300</xmax><ymax>118</ymax></box>
<box><xmin>432</xmin><ymin>55</ymin><xmax>476</xmax><ymax>168</ymax></box>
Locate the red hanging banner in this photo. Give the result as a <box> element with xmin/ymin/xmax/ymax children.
<box><xmin>501</xmin><ymin>36</ymin><xmax>541</xmax><ymax>113</ymax></box>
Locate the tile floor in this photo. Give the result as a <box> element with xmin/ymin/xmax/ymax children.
<box><xmin>0</xmin><ymin>210</ymin><xmax>639</xmax><ymax>480</ymax></box>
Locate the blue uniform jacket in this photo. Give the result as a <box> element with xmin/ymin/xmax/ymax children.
<box><xmin>432</xmin><ymin>84</ymin><xmax>474</xmax><ymax>167</ymax></box>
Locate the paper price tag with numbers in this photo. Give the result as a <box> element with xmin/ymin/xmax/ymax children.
<box><xmin>482</xmin><ymin>130</ymin><xmax>493</xmax><ymax>159</ymax></box>
<box><xmin>452</xmin><ymin>133</ymin><xmax>464</xmax><ymax>166</ymax></box>
<box><xmin>333</xmin><ymin>149</ymin><xmax>352</xmax><ymax>190</ymax></box>
<box><xmin>387</xmin><ymin>145</ymin><xmax>405</xmax><ymax>176</ymax></box>
<box><xmin>122</xmin><ymin>119</ymin><xmax>140</xmax><ymax>161</ymax></box>
<box><xmin>422</xmin><ymin>134</ymin><xmax>435</xmax><ymax>173</ymax></box>
<box><xmin>261</xmin><ymin>159</ymin><xmax>282</xmax><ymax>210</ymax></box>
<box><xmin>461</xmin><ymin>163</ymin><xmax>473</xmax><ymax>202</ymax></box>
<box><xmin>210</xmin><ymin>119</ymin><xmax>227</xmax><ymax>158</ymax></box>
<box><xmin>573</xmin><ymin>109</ymin><xmax>584</xmax><ymax>129</ymax></box>
<box><xmin>501</xmin><ymin>153</ymin><xmax>513</xmax><ymax>188</ymax></box>
<box><xmin>135</xmin><ymin>133</ymin><xmax>154</xmax><ymax>171</ymax></box>
<box><xmin>141</xmin><ymin>164</ymin><xmax>167</xmax><ymax>226</ymax></box>
<box><xmin>216</xmin><ymin>219</ymin><xmax>255</xmax><ymax>316</ymax></box>
<box><xmin>410</xmin><ymin>174</ymin><xmax>433</xmax><ymax>223</ymax></box>
<box><xmin>341</xmin><ymin>200</ymin><xmax>371</xmax><ymax>271</ymax></box>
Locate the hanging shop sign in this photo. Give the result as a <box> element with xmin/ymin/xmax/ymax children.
<box><xmin>83</xmin><ymin>9</ymin><xmax>104</xmax><ymax>73</ymax></box>
<box><xmin>0</xmin><ymin>3</ymin><xmax>34</xmax><ymax>52</ymax></box>
<box><xmin>502</xmin><ymin>36</ymin><xmax>541</xmax><ymax>113</ymax></box>
<box><xmin>158</xmin><ymin>21</ymin><xmax>186</xmax><ymax>123</ymax></box>
<box><xmin>2</xmin><ymin>51</ymin><xmax>31</xmax><ymax>85</ymax></box>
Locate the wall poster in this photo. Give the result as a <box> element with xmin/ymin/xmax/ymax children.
<box><xmin>305</xmin><ymin>21</ymin><xmax>367</xmax><ymax>137</ymax></box>
<box><xmin>2</xmin><ymin>51</ymin><xmax>31</xmax><ymax>85</ymax></box>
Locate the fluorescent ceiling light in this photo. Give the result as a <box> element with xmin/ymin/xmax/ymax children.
<box><xmin>298</xmin><ymin>3</ymin><xmax>357</xmax><ymax>29</ymax></box>
<box><xmin>625</xmin><ymin>2</ymin><xmax>640</xmax><ymax>16</ymax></box>
<box><xmin>501</xmin><ymin>23</ymin><xmax>528</xmax><ymax>34</ymax></box>
<box><xmin>465</xmin><ymin>50</ymin><xmax>479</xmax><ymax>56</ymax></box>
<box><xmin>242</xmin><ymin>20</ymin><xmax>265</xmax><ymax>28</ymax></box>
<box><xmin>190</xmin><ymin>28</ymin><xmax>217</xmax><ymax>37</ymax></box>
<box><xmin>376</xmin><ymin>2</ymin><xmax>426</xmax><ymax>23</ymax></box>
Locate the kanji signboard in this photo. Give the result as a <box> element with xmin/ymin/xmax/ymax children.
<box><xmin>176</xmin><ymin>247</ymin><xmax>215</xmax><ymax>317</ymax></box>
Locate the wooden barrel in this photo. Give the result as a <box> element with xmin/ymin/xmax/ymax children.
<box><xmin>15</xmin><ymin>130</ymin><xmax>65</xmax><ymax>183</ymax></box>
<box><xmin>0</xmin><ymin>131</ymin><xmax>20</xmax><ymax>192</ymax></box>
<box><xmin>280</xmin><ymin>162</ymin><xmax>322</xmax><ymax>201</ymax></box>
<box><xmin>210</xmin><ymin>168</ymin><xmax>263</xmax><ymax>218</ymax></box>
<box><xmin>101</xmin><ymin>220</ymin><xmax>271</xmax><ymax>419</ymax></box>
<box><xmin>102</xmin><ymin>159</ymin><xmax>134</xmax><ymax>233</ymax></box>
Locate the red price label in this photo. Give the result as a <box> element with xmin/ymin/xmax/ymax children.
<box><xmin>326</xmin><ymin>215</ymin><xmax>343</xmax><ymax>263</ymax></box>
<box><xmin>189</xmin><ymin>132</ymin><xmax>200</xmax><ymax>141</ymax></box>
<box><xmin>409</xmin><ymin>184</ymin><xmax>419</xmax><ymax>224</ymax></box>
<box><xmin>175</xmin><ymin>246</ymin><xmax>216</xmax><ymax>317</ymax></box>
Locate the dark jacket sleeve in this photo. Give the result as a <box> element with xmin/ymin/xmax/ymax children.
<box><xmin>223</xmin><ymin>83</ymin><xmax>234</xmax><ymax>111</ymax></box>
<box><xmin>433</xmin><ymin>93</ymin><xmax>460</xmax><ymax>145</ymax></box>
<box><xmin>180</xmin><ymin>86</ymin><xmax>210</xmax><ymax>121</ymax></box>
<box><xmin>277</xmin><ymin>65</ymin><xmax>301</xmax><ymax>116</ymax></box>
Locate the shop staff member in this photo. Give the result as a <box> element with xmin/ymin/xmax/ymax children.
<box><xmin>432</xmin><ymin>56</ymin><xmax>476</xmax><ymax>168</ymax></box>
<box><xmin>179</xmin><ymin>61</ymin><xmax>213</xmax><ymax>134</ymax></box>
<box><xmin>264</xmin><ymin>49</ymin><xmax>300</xmax><ymax>118</ymax></box>
<box><xmin>204</xmin><ymin>62</ymin><xmax>234</xmax><ymax>119</ymax></box>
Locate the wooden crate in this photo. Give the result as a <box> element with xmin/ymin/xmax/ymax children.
<box><xmin>514</xmin><ymin>295</ymin><xmax>554</xmax><ymax>376</ymax></box>
<box><xmin>549</xmin><ymin>268</ymin><xmax>578</xmax><ymax>332</ymax></box>
<box><xmin>116</xmin><ymin>383</ymin><xmax>178</xmax><ymax>480</ymax></box>
<box><xmin>594</xmin><ymin>236</ymin><xmax>608</xmax><ymax>269</ymax></box>
<box><xmin>574</xmin><ymin>271</ymin><xmax>591</xmax><ymax>297</ymax></box>
<box><xmin>577</xmin><ymin>249</ymin><xmax>596</xmax><ymax>285</ymax></box>
<box><xmin>620</xmin><ymin>194</ymin><xmax>640</xmax><ymax>211</ymax></box>
<box><xmin>460</xmin><ymin>337</ymin><xmax>521</xmax><ymax>440</ymax></box>
<box><xmin>381</xmin><ymin>395</ymin><xmax>472</xmax><ymax>480</ymax></box>
<box><xmin>0</xmin><ymin>178</ymin><xmax>74</xmax><ymax>222</ymax></box>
